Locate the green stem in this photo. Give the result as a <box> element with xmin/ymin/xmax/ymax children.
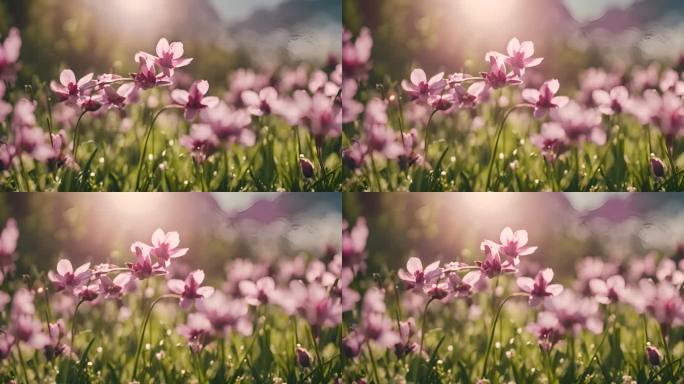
<box><xmin>419</xmin><ymin>298</ymin><xmax>434</xmax><ymax>355</ymax></box>
<box><xmin>72</xmin><ymin>111</ymin><xmax>88</xmax><ymax>160</ymax></box>
<box><xmin>577</xmin><ymin>317</ymin><xmax>611</xmax><ymax>382</ymax></box>
<box><xmin>70</xmin><ymin>298</ymin><xmax>86</xmax><ymax>347</ymax></box>
<box><xmin>485</xmin><ymin>105</ymin><xmax>530</xmax><ymax>191</ymax></box>
<box><xmin>424</xmin><ymin>110</ymin><xmax>438</xmax><ymax>166</ymax></box>
<box><xmin>482</xmin><ymin>293</ymin><xmax>525</xmax><ymax>378</ymax></box>
<box><xmin>16</xmin><ymin>345</ymin><xmax>30</xmax><ymax>384</ymax></box>
<box><xmin>132</xmin><ymin>294</ymin><xmax>175</xmax><ymax>379</ymax></box>
<box><xmin>658</xmin><ymin>324</ymin><xmax>674</xmax><ymax>378</ymax></box>
<box><xmin>135</xmin><ymin>106</ymin><xmax>173</xmax><ymax>191</ymax></box>
<box><xmin>366</xmin><ymin>342</ymin><xmax>381</xmax><ymax>384</ymax></box>
<box><xmin>369</xmin><ymin>153</ymin><xmax>382</xmax><ymax>192</ymax></box>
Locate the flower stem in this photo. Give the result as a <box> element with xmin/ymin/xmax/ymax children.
<box><xmin>72</xmin><ymin>111</ymin><xmax>88</xmax><ymax>160</ymax></box>
<box><xmin>366</xmin><ymin>342</ymin><xmax>381</xmax><ymax>384</ymax></box>
<box><xmin>419</xmin><ymin>297</ymin><xmax>435</xmax><ymax>355</ymax></box>
<box><xmin>70</xmin><ymin>298</ymin><xmax>86</xmax><ymax>347</ymax></box>
<box><xmin>484</xmin><ymin>105</ymin><xmax>531</xmax><ymax>191</ymax></box>
<box><xmin>658</xmin><ymin>324</ymin><xmax>674</xmax><ymax>378</ymax></box>
<box><xmin>132</xmin><ymin>294</ymin><xmax>175</xmax><ymax>380</ymax></box>
<box><xmin>16</xmin><ymin>345</ymin><xmax>30</xmax><ymax>384</ymax></box>
<box><xmin>135</xmin><ymin>106</ymin><xmax>173</xmax><ymax>191</ymax></box>
<box><xmin>482</xmin><ymin>293</ymin><xmax>525</xmax><ymax>378</ymax></box>
<box><xmin>424</xmin><ymin>110</ymin><xmax>438</xmax><ymax>166</ymax></box>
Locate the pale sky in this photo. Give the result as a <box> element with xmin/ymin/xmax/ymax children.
<box><xmin>564</xmin><ymin>0</ymin><xmax>636</xmax><ymax>21</ymax></box>
<box><xmin>210</xmin><ymin>0</ymin><xmax>284</xmax><ymax>21</ymax></box>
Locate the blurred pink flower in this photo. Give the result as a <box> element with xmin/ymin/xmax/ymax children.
<box><xmin>342</xmin><ymin>27</ymin><xmax>373</xmax><ymax>79</ymax></box>
<box><xmin>180</xmin><ymin>123</ymin><xmax>220</xmax><ymax>163</ymax></box>
<box><xmin>176</xmin><ymin>313</ymin><xmax>213</xmax><ymax>353</ymax></box>
<box><xmin>545</xmin><ymin>291</ymin><xmax>603</xmax><ymax>334</ymax></box>
<box><xmin>646</xmin><ymin>345</ymin><xmax>662</xmax><ymax>366</ymax></box>
<box><xmin>10</xmin><ymin>289</ymin><xmax>49</xmax><ymax>349</ymax></box>
<box><xmin>0</xmin><ymin>218</ymin><xmax>18</xmax><ymax>270</ymax></box>
<box><xmin>241</xmin><ymin>87</ymin><xmax>278</xmax><ymax>116</ymax></box>
<box><xmin>393</xmin><ymin>318</ymin><xmax>417</xmax><ymax>358</ymax></box>
<box><xmin>48</xmin><ymin>259</ymin><xmax>92</xmax><ymax>292</ymax></box>
<box><xmin>527</xmin><ymin>312</ymin><xmax>561</xmax><ymax>351</ymax></box>
<box><xmin>522</xmin><ymin>79</ymin><xmax>569</xmax><ymax>118</ymax></box>
<box><xmin>398</xmin><ymin>257</ymin><xmax>442</xmax><ymax>291</ymax></box>
<box><xmin>342</xmin><ymin>79</ymin><xmax>363</xmax><ymax>123</ymax></box>
<box><xmin>132</xmin><ymin>54</ymin><xmax>171</xmax><ymax>90</ymax></box>
<box><xmin>359</xmin><ymin>288</ymin><xmax>399</xmax><ymax>348</ymax></box>
<box><xmin>504</xmin><ymin>38</ymin><xmax>543</xmax><ymax>76</ymax></box>
<box><xmin>50</xmin><ymin>69</ymin><xmax>95</xmax><ymax>103</ymax></box>
<box><xmin>44</xmin><ymin>319</ymin><xmax>70</xmax><ymax>359</ymax></box>
<box><xmin>200</xmin><ymin>102</ymin><xmax>255</xmax><ymax>147</ymax></box>
<box><xmin>0</xmin><ymin>333</ymin><xmax>13</xmax><ymax>360</ymax></box>
<box><xmin>530</xmin><ymin>123</ymin><xmax>569</xmax><ymax>163</ymax></box>
<box><xmin>517</xmin><ymin>268</ymin><xmax>563</xmax><ymax>306</ymax></box>
<box><xmin>98</xmin><ymin>273</ymin><xmax>135</xmax><ymax>300</ymax></box>
<box><xmin>172</xmin><ymin>80</ymin><xmax>220</xmax><ymax>121</ymax></box>
<box><xmin>239</xmin><ymin>276</ymin><xmax>276</xmax><ymax>306</ymax></box>
<box><xmin>401</xmin><ymin>69</ymin><xmax>446</xmax><ymax>103</ymax></box>
<box><xmin>0</xmin><ymin>27</ymin><xmax>21</xmax><ymax>81</ymax></box>
<box><xmin>342</xmin><ymin>141</ymin><xmax>367</xmax><ymax>171</ymax></box>
<box><xmin>593</xmin><ymin>86</ymin><xmax>629</xmax><ymax>116</ymax></box>
<box><xmin>167</xmin><ymin>270</ymin><xmax>215</xmax><ymax>309</ymax></box>
<box><xmin>342</xmin><ymin>217</ymin><xmax>368</xmax><ymax>269</ymax></box>
<box><xmin>446</xmin><ymin>271</ymin><xmax>479</xmax><ymax>299</ymax></box>
<box><xmin>0</xmin><ymin>82</ymin><xmax>12</xmax><ymax>121</ymax></box>
<box><xmin>294</xmin><ymin>91</ymin><xmax>341</xmax><ymax>139</ymax></box>
<box><xmin>476</xmin><ymin>244</ymin><xmax>516</xmax><ymax>280</ymax></box>
<box><xmin>589</xmin><ymin>275</ymin><xmax>626</xmax><ymax>304</ymax></box>
<box><xmin>196</xmin><ymin>291</ymin><xmax>253</xmax><ymax>337</ymax></box>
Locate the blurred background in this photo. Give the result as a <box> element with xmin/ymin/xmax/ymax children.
<box><xmin>0</xmin><ymin>0</ymin><xmax>341</xmax><ymax>86</ymax></box>
<box><xmin>1</xmin><ymin>193</ymin><xmax>341</xmax><ymax>280</ymax></box>
<box><xmin>344</xmin><ymin>0</ymin><xmax>684</xmax><ymax>87</ymax></box>
<box><xmin>344</xmin><ymin>193</ymin><xmax>684</xmax><ymax>277</ymax></box>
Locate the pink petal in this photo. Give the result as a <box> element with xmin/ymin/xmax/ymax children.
<box><xmin>170</xmin><ymin>248</ymin><xmax>188</xmax><ymax>258</ymax></box>
<box><xmin>165</xmin><ymin>231</ymin><xmax>180</xmax><ymax>248</ymax></box>
<box><xmin>179</xmin><ymin>297</ymin><xmax>191</xmax><ymax>309</ymax></box>
<box><xmin>74</xmin><ymin>262</ymin><xmax>91</xmax><ymax>276</ymax></box>
<box><xmin>406</xmin><ymin>257</ymin><xmax>422</xmax><ymax>274</ymax></box>
<box><xmin>410</xmin><ymin>69</ymin><xmax>427</xmax><ymax>85</ymax></box>
<box><xmin>60</xmin><ymin>70</ymin><xmax>76</xmax><ymax>86</ymax></box>
<box><xmin>156</xmin><ymin>38</ymin><xmax>170</xmax><ymax>57</ymax></box>
<box><xmin>546</xmin><ymin>79</ymin><xmax>560</xmax><ymax>94</ymax></box>
<box><xmin>520</xmin><ymin>41</ymin><xmax>534</xmax><ymax>57</ymax></box>
<box><xmin>151</xmin><ymin>228</ymin><xmax>165</xmax><ymax>247</ymax></box>
<box><xmin>518</xmin><ymin>246</ymin><xmax>538</xmax><ymax>256</ymax></box>
<box><xmin>197</xmin><ymin>286</ymin><xmax>214</xmax><ymax>298</ymax></box>
<box><xmin>169</xmin><ymin>42</ymin><xmax>184</xmax><ymax>59</ymax></box>
<box><xmin>56</xmin><ymin>259</ymin><xmax>73</xmax><ymax>275</ymax></box>
<box><xmin>185</xmin><ymin>108</ymin><xmax>198</xmax><ymax>121</ymax></box>
<box><xmin>191</xmin><ymin>270</ymin><xmax>205</xmax><ymax>285</ymax></box>
<box><xmin>401</xmin><ymin>80</ymin><xmax>418</xmax><ymax>93</ymax></box>
<box><xmin>589</xmin><ymin>279</ymin><xmax>607</xmax><ymax>295</ymax></box>
<box><xmin>241</xmin><ymin>91</ymin><xmax>260</xmax><ymax>107</ymax></box>
<box><xmin>47</xmin><ymin>270</ymin><xmax>61</xmax><ymax>284</ymax></box>
<box><xmin>428</xmin><ymin>72</ymin><xmax>444</xmax><ymax>85</ymax></box>
<box><xmin>239</xmin><ymin>280</ymin><xmax>258</xmax><ymax>296</ymax></box>
<box><xmin>516</xmin><ymin>277</ymin><xmax>534</xmax><ymax>292</ymax></box>
<box><xmin>424</xmin><ymin>260</ymin><xmax>441</xmax><ymax>275</ymax></box>
<box><xmin>524</xmin><ymin>57</ymin><xmax>543</xmax><ymax>67</ymax></box>
<box><xmin>540</xmin><ymin>268</ymin><xmax>554</xmax><ymax>283</ymax></box>
<box><xmin>513</xmin><ymin>230</ymin><xmax>528</xmax><ymax>246</ymax></box>
<box><xmin>507</xmin><ymin>37</ymin><xmax>520</xmax><ymax>56</ymax></box>
<box><xmin>547</xmin><ymin>284</ymin><xmax>564</xmax><ymax>296</ymax></box>
<box><xmin>397</xmin><ymin>270</ymin><xmax>414</xmax><ymax>282</ymax></box>
<box><xmin>171</xmin><ymin>90</ymin><xmax>189</xmax><ymax>105</ymax></box>
<box><xmin>196</xmin><ymin>80</ymin><xmax>210</xmax><ymax>96</ymax></box>
<box><xmin>500</xmin><ymin>227</ymin><xmax>514</xmax><ymax>244</ymax></box>
<box><xmin>522</xmin><ymin>89</ymin><xmax>540</xmax><ymax>104</ymax></box>
<box><xmin>77</xmin><ymin>73</ymin><xmax>94</xmax><ymax>88</ymax></box>
<box><xmin>552</xmin><ymin>96</ymin><xmax>569</xmax><ymax>108</ymax></box>
<box><xmin>167</xmin><ymin>279</ymin><xmax>185</xmax><ymax>294</ymax></box>
<box><xmin>202</xmin><ymin>96</ymin><xmax>220</xmax><ymax>109</ymax></box>
<box><xmin>173</xmin><ymin>57</ymin><xmax>193</xmax><ymax>68</ymax></box>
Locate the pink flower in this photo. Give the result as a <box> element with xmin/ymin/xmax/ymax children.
<box><xmin>393</xmin><ymin>318</ymin><xmax>417</xmax><ymax>358</ymax></box>
<box><xmin>179</xmin><ymin>123</ymin><xmax>219</xmax><ymax>163</ymax></box>
<box><xmin>484</xmin><ymin>227</ymin><xmax>538</xmax><ymax>265</ymax></box>
<box><xmin>10</xmin><ymin>289</ymin><xmax>49</xmax><ymax>349</ymax></box>
<box><xmin>504</xmin><ymin>38</ymin><xmax>543</xmax><ymax>76</ymax></box>
<box><xmin>241</xmin><ymin>87</ymin><xmax>278</xmax><ymax>116</ymax></box>
<box><xmin>589</xmin><ymin>275</ymin><xmax>626</xmax><ymax>304</ymax></box>
<box><xmin>517</xmin><ymin>268</ymin><xmax>564</xmax><ymax>306</ymax></box>
<box><xmin>48</xmin><ymin>259</ymin><xmax>92</xmax><ymax>292</ymax></box>
<box><xmin>446</xmin><ymin>271</ymin><xmax>480</xmax><ymax>299</ymax></box>
<box><xmin>480</xmin><ymin>53</ymin><xmax>521</xmax><ymax>90</ymax></box>
<box><xmin>45</xmin><ymin>319</ymin><xmax>70</xmax><ymax>359</ymax></box>
<box><xmin>50</xmin><ymin>69</ymin><xmax>95</xmax><ymax>103</ymax></box>
<box><xmin>531</xmin><ymin>123</ymin><xmax>569</xmax><ymax>163</ymax></box>
<box><xmin>151</xmin><ymin>38</ymin><xmax>193</xmax><ymax>76</ymax></box>
<box><xmin>342</xmin><ymin>27</ymin><xmax>373</xmax><ymax>79</ymax></box>
<box><xmin>0</xmin><ymin>82</ymin><xmax>12</xmax><ymax>122</ymax></box>
<box><xmin>398</xmin><ymin>257</ymin><xmax>442</xmax><ymax>291</ymax></box>
<box><xmin>0</xmin><ymin>218</ymin><xmax>18</xmax><ymax>270</ymax></box>
<box><xmin>127</xmin><ymin>242</ymin><xmax>166</xmax><ymax>279</ymax></box>
<box><xmin>199</xmin><ymin>102</ymin><xmax>255</xmax><ymax>147</ymax></box>
<box><xmin>277</xmin><ymin>281</ymin><xmax>341</xmax><ymax>331</ymax></box>
<box><xmin>0</xmin><ymin>27</ymin><xmax>21</xmax><ymax>81</ymax></box>
<box><xmin>342</xmin><ymin>217</ymin><xmax>368</xmax><ymax>269</ymax></box>
<box><xmin>646</xmin><ymin>345</ymin><xmax>662</xmax><ymax>366</ymax></box>
<box><xmin>522</xmin><ymin>79</ymin><xmax>569</xmax><ymax>118</ymax></box>
<box><xmin>167</xmin><ymin>270</ymin><xmax>215</xmax><ymax>309</ymax></box>
<box><xmin>196</xmin><ymin>291</ymin><xmax>253</xmax><ymax>337</ymax></box>
<box><xmin>593</xmin><ymin>86</ymin><xmax>629</xmax><ymax>115</ymax></box>
<box><xmin>0</xmin><ymin>333</ymin><xmax>14</xmax><ymax>360</ymax></box>
<box><xmin>401</xmin><ymin>69</ymin><xmax>446</xmax><ymax>103</ymax></box>
<box><xmin>359</xmin><ymin>288</ymin><xmax>399</xmax><ymax>348</ymax></box>
<box><xmin>544</xmin><ymin>291</ymin><xmax>604</xmax><ymax>334</ymax></box>
<box><xmin>294</xmin><ymin>91</ymin><xmax>342</xmax><ymax>139</ymax></box>
<box><xmin>98</xmin><ymin>273</ymin><xmax>135</xmax><ymax>300</ymax></box>
<box><xmin>526</xmin><ymin>312</ymin><xmax>561</xmax><ymax>351</ymax></box>
<box><xmin>176</xmin><ymin>313</ymin><xmax>213</xmax><ymax>353</ymax></box>
<box><xmin>239</xmin><ymin>276</ymin><xmax>276</xmax><ymax>306</ymax></box>
<box><xmin>172</xmin><ymin>80</ymin><xmax>220</xmax><ymax>121</ymax></box>
<box><xmin>132</xmin><ymin>54</ymin><xmax>171</xmax><ymax>90</ymax></box>
<box><xmin>146</xmin><ymin>229</ymin><xmax>188</xmax><ymax>267</ymax></box>
<box><xmin>476</xmin><ymin>244</ymin><xmax>517</xmax><ymax>280</ymax></box>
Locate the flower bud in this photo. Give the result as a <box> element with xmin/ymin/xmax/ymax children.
<box><xmin>650</xmin><ymin>156</ymin><xmax>665</xmax><ymax>178</ymax></box>
<box><xmin>296</xmin><ymin>346</ymin><xmax>312</xmax><ymax>368</ymax></box>
<box><xmin>299</xmin><ymin>157</ymin><xmax>315</xmax><ymax>179</ymax></box>
<box><xmin>646</xmin><ymin>345</ymin><xmax>662</xmax><ymax>366</ymax></box>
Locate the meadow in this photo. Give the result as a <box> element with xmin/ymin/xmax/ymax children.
<box><xmin>0</xmin><ymin>218</ymin><xmax>344</xmax><ymax>383</ymax></box>
<box><xmin>342</xmin><ymin>218</ymin><xmax>684</xmax><ymax>383</ymax></box>
<box><xmin>0</xmin><ymin>27</ymin><xmax>342</xmax><ymax>192</ymax></box>
<box><xmin>341</xmin><ymin>26</ymin><xmax>684</xmax><ymax>191</ymax></box>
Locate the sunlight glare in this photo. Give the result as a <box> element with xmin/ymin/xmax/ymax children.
<box><xmin>452</xmin><ymin>0</ymin><xmax>518</xmax><ymax>27</ymax></box>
